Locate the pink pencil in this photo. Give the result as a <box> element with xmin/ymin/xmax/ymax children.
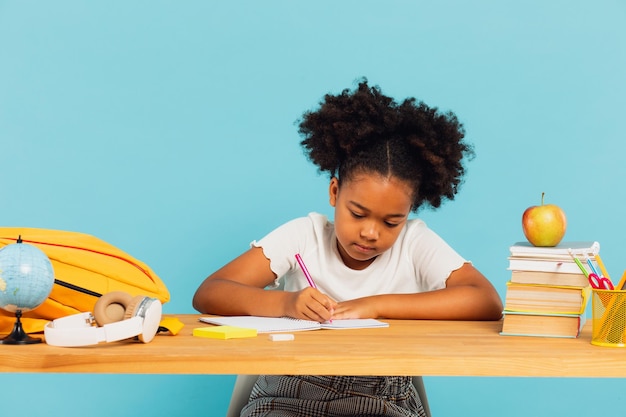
<box><xmin>295</xmin><ymin>253</ymin><xmax>317</xmax><ymax>289</ymax></box>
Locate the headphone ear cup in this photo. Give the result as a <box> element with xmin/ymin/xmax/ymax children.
<box><xmin>93</xmin><ymin>291</ymin><xmax>134</xmax><ymax>326</ymax></box>
<box><xmin>123</xmin><ymin>296</ymin><xmax>148</xmax><ymax>320</ymax></box>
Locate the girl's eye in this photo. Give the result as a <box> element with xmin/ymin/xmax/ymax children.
<box><xmin>350</xmin><ymin>212</ymin><xmax>364</xmax><ymax>219</ymax></box>
<box><xmin>385</xmin><ymin>222</ymin><xmax>401</xmax><ymax>228</ymax></box>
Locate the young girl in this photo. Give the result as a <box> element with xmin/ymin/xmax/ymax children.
<box><xmin>193</xmin><ymin>80</ymin><xmax>503</xmax><ymax>417</ymax></box>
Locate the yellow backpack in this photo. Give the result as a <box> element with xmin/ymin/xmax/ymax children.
<box><xmin>0</xmin><ymin>227</ymin><xmax>170</xmax><ymax>334</ymax></box>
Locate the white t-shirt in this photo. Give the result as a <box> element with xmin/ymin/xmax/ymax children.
<box><xmin>252</xmin><ymin>212</ymin><xmax>466</xmax><ymax>301</ymax></box>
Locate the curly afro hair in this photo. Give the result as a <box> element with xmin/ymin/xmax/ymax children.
<box><xmin>298</xmin><ymin>79</ymin><xmax>474</xmax><ymax>212</ymax></box>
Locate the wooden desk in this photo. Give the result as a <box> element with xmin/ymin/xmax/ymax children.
<box><xmin>0</xmin><ymin>315</ymin><xmax>623</xmax><ymax>377</ymax></box>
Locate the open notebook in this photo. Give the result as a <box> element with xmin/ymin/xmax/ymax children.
<box><xmin>199</xmin><ymin>316</ymin><xmax>389</xmax><ymax>333</ymax></box>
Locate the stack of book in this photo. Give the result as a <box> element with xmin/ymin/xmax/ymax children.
<box><xmin>500</xmin><ymin>241</ymin><xmax>599</xmax><ymax>338</ymax></box>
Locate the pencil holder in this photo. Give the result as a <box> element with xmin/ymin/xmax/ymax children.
<box><xmin>591</xmin><ymin>289</ymin><xmax>626</xmax><ymax>347</ymax></box>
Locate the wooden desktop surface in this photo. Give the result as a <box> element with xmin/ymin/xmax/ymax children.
<box><xmin>0</xmin><ymin>314</ymin><xmax>623</xmax><ymax>377</ymax></box>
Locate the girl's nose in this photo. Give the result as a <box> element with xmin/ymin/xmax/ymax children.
<box><xmin>360</xmin><ymin>222</ymin><xmax>379</xmax><ymax>240</ymax></box>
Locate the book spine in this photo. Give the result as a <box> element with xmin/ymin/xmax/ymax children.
<box><xmin>507</xmin><ymin>261</ymin><xmax>584</xmax><ymax>274</ymax></box>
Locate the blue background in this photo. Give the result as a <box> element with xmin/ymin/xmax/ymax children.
<box><xmin>2</xmin><ymin>1</ymin><xmax>625</xmax><ymax>415</ymax></box>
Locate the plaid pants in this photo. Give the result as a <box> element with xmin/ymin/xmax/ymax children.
<box><xmin>240</xmin><ymin>375</ymin><xmax>426</xmax><ymax>417</ymax></box>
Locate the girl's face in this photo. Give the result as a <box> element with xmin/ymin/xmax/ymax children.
<box><xmin>329</xmin><ymin>173</ymin><xmax>413</xmax><ymax>270</ymax></box>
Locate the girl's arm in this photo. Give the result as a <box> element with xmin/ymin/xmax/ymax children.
<box><xmin>331</xmin><ymin>263</ymin><xmax>503</xmax><ymax>321</ymax></box>
<box><xmin>192</xmin><ymin>247</ymin><xmax>336</xmax><ymax>322</ymax></box>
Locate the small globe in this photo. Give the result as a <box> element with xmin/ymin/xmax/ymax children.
<box><xmin>0</xmin><ymin>239</ymin><xmax>55</xmax><ymax>313</ymax></box>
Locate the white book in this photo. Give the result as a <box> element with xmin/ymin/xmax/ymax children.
<box><xmin>507</xmin><ymin>258</ymin><xmax>585</xmax><ymax>274</ymax></box>
<box><xmin>509</xmin><ymin>241</ymin><xmax>600</xmax><ymax>257</ymax></box>
<box><xmin>199</xmin><ymin>316</ymin><xmax>389</xmax><ymax>333</ymax></box>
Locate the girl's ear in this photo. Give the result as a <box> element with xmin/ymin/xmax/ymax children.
<box><xmin>329</xmin><ymin>177</ymin><xmax>339</xmax><ymax>207</ymax></box>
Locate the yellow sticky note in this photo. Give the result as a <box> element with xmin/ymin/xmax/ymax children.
<box><xmin>193</xmin><ymin>326</ymin><xmax>257</xmax><ymax>340</ymax></box>
<box><xmin>159</xmin><ymin>317</ymin><xmax>185</xmax><ymax>335</ymax></box>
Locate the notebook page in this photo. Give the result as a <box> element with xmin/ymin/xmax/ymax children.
<box><xmin>321</xmin><ymin>319</ymin><xmax>389</xmax><ymax>329</ymax></box>
<box><xmin>199</xmin><ymin>316</ymin><xmax>321</xmax><ymax>333</ymax></box>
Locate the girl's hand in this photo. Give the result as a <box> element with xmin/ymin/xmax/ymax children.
<box><xmin>330</xmin><ymin>298</ymin><xmax>377</xmax><ymax>320</ymax></box>
<box><xmin>284</xmin><ymin>287</ymin><xmax>337</xmax><ymax>323</ymax></box>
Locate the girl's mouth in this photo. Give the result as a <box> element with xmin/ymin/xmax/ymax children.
<box><xmin>354</xmin><ymin>243</ymin><xmax>375</xmax><ymax>254</ymax></box>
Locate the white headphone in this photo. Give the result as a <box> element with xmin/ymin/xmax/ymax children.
<box><xmin>44</xmin><ymin>291</ymin><xmax>162</xmax><ymax>347</ymax></box>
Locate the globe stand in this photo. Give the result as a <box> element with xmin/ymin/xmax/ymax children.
<box><xmin>0</xmin><ymin>309</ymin><xmax>42</xmax><ymax>345</ymax></box>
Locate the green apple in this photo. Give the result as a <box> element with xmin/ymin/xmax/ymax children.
<box><xmin>522</xmin><ymin>193</ymin><xmax>567</xmax><ymax>247</ymax></box>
